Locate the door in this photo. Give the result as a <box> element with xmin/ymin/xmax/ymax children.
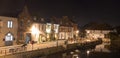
<box><xmin>25</xmin><ymin>33</ymin><xmax>31</xmax><ymax>44</ymax></box>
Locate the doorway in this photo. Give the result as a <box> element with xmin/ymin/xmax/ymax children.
<box><xmin>5</xmin><ymin>32</ymin><xmax>14</xmax><ymax>46</ymax></box>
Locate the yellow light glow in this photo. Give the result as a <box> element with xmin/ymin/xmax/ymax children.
<box><xmin>31</xmin><ymin>25</ymin><xmax>40</xmax><ymax>35</ymax></box>
<box><xmin>87</xmin><ymin>50</ymin><xmax>90</xmax><ymax>54</ymax></box>
<box><xmin>46</xmin><ymin>29</ymin><xmax>51</xmax><ymax>33</ymax></box>
<box><xmin>87</xmin><ymin>30</ymin><xmax>90</xmax><ymax>33</ymax></box>
<box><xmin>47</xmin><ymin>34</ymin><xmax>50</xmax><ymax>38</ymax></box>
<box><xmin>55</xmin><ymin>34</ymin><xmax>58</xmax><ymax>39</ymax></box>
<box><xmin>46</xmin><ymin>23</ymin><xmax>51</xmax><ymax>33</ymax></box>
<box><xmin>76</xmin><ymin>30</ymin><xmax>79</xmax><ymax>34</ymax></box>
<box><xmin>86</xmin><ymin>39</ymin><xmax>91</xmax><ymax>42</ymax></box>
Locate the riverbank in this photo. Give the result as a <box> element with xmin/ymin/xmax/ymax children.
<box><xmin>109</xmin><ymin>39</ymin><xmax>120</xmax><ymax>52</ymax></box>
<box><xmin>0</xmin><ymin>39</ymin><xmax>102</xmax><ymax>58</ymax></box>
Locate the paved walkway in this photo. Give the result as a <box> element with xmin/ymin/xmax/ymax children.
<box><xmin>0</xmin><ymin>39</ymin><xmax>98</xmax><ymax>56</ymax></box>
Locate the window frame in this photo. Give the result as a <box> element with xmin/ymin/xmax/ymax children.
<box><xmin>7</xmin><ymin>20</ymin><xmax>13</xmax><ymax>28</ymax></box>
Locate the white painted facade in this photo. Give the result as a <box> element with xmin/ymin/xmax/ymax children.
<box><xmin>86</xmin><ymin>29</ymin><xmax>112</xmax><ymax>39</ymax></box>
<box><xmin>59</xmin><ymin>26</ymin><xmax>74</xmax><ymax>40</ymax></box>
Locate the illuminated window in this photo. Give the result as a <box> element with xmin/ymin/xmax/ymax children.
<box><xmin>8</xmin><ymin>20</ymin><xmax>13</xmax><ymax>28</ymax></box>
<box><xmin>46</xmin><ymin>23</ymin><xmax>51</xmax><ymax>33</ymax></box>
<box><xmin>5</xmin><ymin>33</ymin><xmax>13</xmax><ymax>41</ymax></box>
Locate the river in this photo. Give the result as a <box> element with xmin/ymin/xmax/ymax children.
<box><xmin>38</xmin><ymin>43</ymin><xmax>120</xmax><ymax>58</ymax></box>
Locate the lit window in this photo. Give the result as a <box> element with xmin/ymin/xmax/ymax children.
<box><xmin>5</xmin><ymin>33</ymin><xmax>13</xmax><ymax>41</ymax></box>
<box><xmin>8</xmin><ymin>20</ymin><xmax>13</xmax><ymax>28</ymax></box>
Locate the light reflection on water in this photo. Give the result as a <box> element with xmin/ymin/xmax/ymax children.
<box><xmin>39</xmin><ymin>43</ymin><xmax>119</xmax><ymax>58</ymax></box>
<box><xmin>62</xmin><ymin>48</ymin><xmax>107</xmax><ymax>58</ymax></box>
<box><xmin>61</xmin><ymin>43</ymin><xmax>111</xmax><ymax>58</ymax></box>
<box><xmin>69</xmin><ymin>49</ymin><xmax>92</xmax><ymax>58</ymax></box>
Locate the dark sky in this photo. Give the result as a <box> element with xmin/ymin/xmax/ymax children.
<box><xmin>0</xmin><ymin>0</ymin><xmax>120</xmax><ymax>26</ymax></box>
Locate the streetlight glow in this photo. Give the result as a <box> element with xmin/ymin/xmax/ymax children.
<box><xmin>76</xmin><ymin>30</ymin><xmax>79</xmax><ymax>34</ymax></box>
<box><xmin>87</xmin><ymin>50</ymin><xmax>90</xmax><ymax>54</ymax></box>
<box><xmin>31</xmin><ymin>25</ymin><xmax>40</xmax><ymax>35</ymax></box>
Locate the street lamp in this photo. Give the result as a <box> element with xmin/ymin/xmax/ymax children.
<box><xmin>31</xmin><ymin>25</ymin><xmax>40</xmax><ymax>35</ymax></box>
<box><xmin>75</xmin><ymin>30</ymin><xmax>79</xmax><ymax>43</ymax></box>
<box><xmin>76</xmin><ymin>30</ymin><xmax>79</xmax><ymax>34</ymax></box>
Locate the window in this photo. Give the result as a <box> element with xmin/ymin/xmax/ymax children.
<box><xmin>8</xmin><ymin>20</ymin><xmax>13</xmax><ymax>28</ymax></box>
<box><xmin>5</xmin><ymin>33</ymin><xmax>13</xmax><ymax>41</ymax></box>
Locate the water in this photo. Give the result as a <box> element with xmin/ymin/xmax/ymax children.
<box><xmin>38</xmin><ymin>43</ymin><xmax>120</xmax><ymax>58</ymax></box>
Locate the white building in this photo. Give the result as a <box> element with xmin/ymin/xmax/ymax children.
<box><xmin>85</xmin><ymin>29</ymin><xmax>113</xmax><ymax>39</ymax></box>
<box><xmin>24</xmin><ymin>21</ymin><xmax>60</xmax><ymax>44</ymax></box>
<box><xmin>59</xmin><ymin>26</ymin><xmax>74</xmax><ymax>40</ymax></box>
<box><xmin>28</xmin><ymin>23</ymin><xmax>46</xmax><ymax>43</ymax></box>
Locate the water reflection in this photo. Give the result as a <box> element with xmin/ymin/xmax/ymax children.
<box><xmin>70</xmin><ymin>50</ymin><xmax>79</xmax><ymax>58</ymax></box>
<box><xmin>95</xmin><ymin>43</ymin><xmax>111</xmax><ymax>52</ymax></box>
<box><xmin>72</xmin><ymin>54</ymin><xmax>79</xmax><ymax>58</ymax></box>
<box><xmin>39</xmin><ymin>43</ymin><xmax>119</xmax><ymax>58</ymax></box>
<box><xmin>86</xmin><ymin>50</ymin><xmax>90</xmax><ymax>55</ymax></box>
<box><xmin>61</xmin><ymin>43</ymin><xmax>112</xmax><ymax>58</ymax></box>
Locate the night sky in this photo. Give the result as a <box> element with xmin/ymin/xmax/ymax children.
<box><xmin>0</xmin><ymin>0</ymin><xmax>120</xmax><ymax>26</ymax></box>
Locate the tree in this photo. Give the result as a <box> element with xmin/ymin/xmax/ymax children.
<box><xmin>79</xmin><ymin>29</ymin><xmax>86</xmax><ymax>38</ymax></box>
<box><xmin>115</xmin><ymin>26</ymin><xmax>120</xmax><ymax>34</ymax></box>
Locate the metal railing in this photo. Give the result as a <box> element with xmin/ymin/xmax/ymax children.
<box><xmin>0</xmin><ymin>40</ymin><xmax>73</xmax><ymax>56</ymax></box>
<box><xmin>0</xmin><ymin>45</ymin><xmax>26</xmax><ymax>56</ymax></box>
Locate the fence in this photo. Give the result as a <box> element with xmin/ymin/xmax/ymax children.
<box><xmin>0</xmin><ymin>40</ymin><xmax>68</xmax><ymax>56</ymax></box>
<box><xmin>0</xmin><ymin>45</ymin><xmax>26</xmax><ymax>56</ymax></box>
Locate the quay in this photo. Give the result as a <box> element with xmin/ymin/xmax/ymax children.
<box><xmin>0</xmin><ymin>39</ymin><xmax>102</xmax><ymax>58</ymax></box>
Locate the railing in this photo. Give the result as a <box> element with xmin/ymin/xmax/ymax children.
<box><xmin>0</xmin><ymin>45</ymin><xmax>27</xmax><ymax>56</ymax></box>
<box><xmin>0</xmin><ymin>40</ymin><xmax>77</xmax><ymax>56</ymax></box>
